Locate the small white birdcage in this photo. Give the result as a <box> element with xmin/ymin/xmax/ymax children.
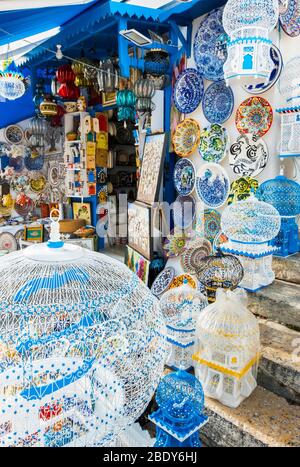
<box><xmin>222</xmin><ymin>0</ymin><xmax>278</xmax><ymax>83</ymax></box>
<box><xmin>159</xmin><ymin>282</ymin><xmax>208</xmax><ymax>371</ymax></box>
<box><xmin>193</xmin><ymin>288</ymin><xmax>260</xmax><ymax>408</ymax></box>
<box><xmin>220</xmin><ymin>194</ymin><xmax>281</xmax><ymax>291</ymax></box>
<box><xmin>0</xmin><ymin>214</ymin><xmax>167</xmax><ymax>447</ymax></box>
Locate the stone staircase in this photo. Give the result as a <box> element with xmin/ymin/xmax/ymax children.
<box><xmin>201</xmin><ymin>253</ymin><xmax>300</xmax><ymax>447</ymax></box>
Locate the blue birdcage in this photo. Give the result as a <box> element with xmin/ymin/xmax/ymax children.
<box><xmin>149</xmin><ymin>370</ymin><xmax>208</xmax><ymax>447</ymax></box>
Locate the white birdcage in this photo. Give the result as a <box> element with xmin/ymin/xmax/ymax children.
<box><xmin>277</xmin><ymin>57</ymin><xmax>300</xmax><ymax>157</ymax></box>
<box><xmin>222</xmin><ymin>0</ymin><xmax>279</xmax><ymax>83</ymax></box>
<box><xmin>0</xmin><ymin>215</ymin><xmax>167</xmax><ymax>447</ymax></box>
<box><xmin>220</xmin><ymin>194</ymin><xmax>281</xmax><ymax>291</ymax></box>
<box><xmin>193</xmin><ymin>288</ymin><xmax>260</xmax><ymax>408</ymax></box>
<box><xmin>159</xmin><ymin>282</ymin><xmax>208</xmax><ymax>371</ymax></box>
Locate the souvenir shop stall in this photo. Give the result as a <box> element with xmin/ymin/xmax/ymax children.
<box><xmin>0</xmin><ymin>0</ymin><xmax>300</xmax><ymax>448</ymax></box>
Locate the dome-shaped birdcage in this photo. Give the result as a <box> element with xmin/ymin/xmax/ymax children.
<box><xmin>193</xmin><ymin>288</ymin><xmax>260</xmax><ymax>408</ymax></box>
<box><xmin>223</xmin><ymin>0</ymin><xmax>279</xmax><ymax>34</ymax></box>
<box><xmin>221</xmin><ymin>194</ymin><xmax>281</xmax><ymax>244</ymax></box>
<box><xmin>278</xmin><ymin>56</ymin><xmax>300</xmax><ymax>104</ymax></box>
<box><xmin>257</xmin><ymin>175</ymin><xmax>300</xmax><ymax>218</ymax></box>
<box><xmin>0</xmin><ymin>218</ymin><xmax>167</xmax><ymax>447</ymax></box>
<box><xmin>196</xmin><ymin>250</ymin><xmax>244</xmax><ymax>303</ymax></box>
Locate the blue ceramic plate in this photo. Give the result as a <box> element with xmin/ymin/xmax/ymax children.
<box><xmin>173</xmin><ymin>158</ymin><xmax>196</xmax><ymax>195</ymax></box>
<box><xmin>193</xmin><ymin>7</ymin><xmax>227</xmax><ymax>82</ymax></box>
<box><xmin>243</xmin><ymin>44</ymin><xmax>283</xmax><ymax>95</ymax></box>
<box><xmin>279</xmin><ymin>0</ymin><xmax>300</xmax><ymax>37</ymax></box>
<box><xmin>196</xmin><ymin>162</ymin><xmax>230</xmax><ymax>208</ymax></box>
<box><xmin>203</xmin><ymin>81</ymin><xmax>234</xmax><ymax>124</ymax></box>
<box><xmin>173</xmin><ymin>68</ymin><xmax>204</xmax><ymax>114</ymax></box>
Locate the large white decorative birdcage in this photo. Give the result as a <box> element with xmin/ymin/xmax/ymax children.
<box><xmin>222</xmin><ymin>0</ymin><xmax>279</xmax><ymax>83</ymax></box>
<box><xmin>220</xmin><ymin>194</ymin><xmax>281</xmax><ymax>291</ymax></box>
<box><xmin>159</xmin><ymin>282</ymin><xmax>208</xmax><ymax>371</ymax></box>
<box><xmin>0</xmin><ymin>218</ymin><xmax>167</xmax><ymax>447</ymax></box>
<box><xmin>193</xmin><ymin>288</ymin><xmax>260</xmax><ymax>408</ymax></box>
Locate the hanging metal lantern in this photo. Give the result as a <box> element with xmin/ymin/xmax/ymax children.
<box><xmin>133</xmin><ymin>78</ymin><xmax>156</xmax><ymax>113</ymax></box>
<box><xmin>97</xmin><ymin>58</ymin><xmax>119</xmax><ymax>93</ymax></box>
<box><xmin>116</xmin><ymin>89</ymin><xmax>136</xmax><ymax>122</ymax></box>
<box><xmin>196</xmin><ymin>249</ymin><xmax>244</xmax><ymax>303</ymax></box>
<box><xmin>56</xmin><ymin>64</ymin><xmax>79</xmax><ymax>100</ymax></box>
<box><xmin>144</xmin><ymin>48</ymin><xmax>170</xmax><ymax>90</ymax></box>
<box><xmin>27</xmin><ymin>116</ymin><xmax>48</xmax><ymax>148</ymax></box>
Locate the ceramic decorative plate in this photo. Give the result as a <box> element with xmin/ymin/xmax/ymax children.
<box><xmin>180</xmin><ymin>239</ymin><xmax>212</xmax><ymax>275</ymax></box>
<box><xmin>279</xmin><ymin>0</ymin><xmax>300</xmax><ymax>36</ymax></box>
<box><xmin>199</xmin><ymin>123</ymin><xmax>229</xmax><ymax>163</ymax></box>
<box><xmin>151</xmin><ymin>267</ymin><xmax>176</xmax><ymax>297</ymax></box>
<box><xmin>193</xmin><ymin>7</ymin><xmax>227</xmax><ymax>81</ymax></box>
<box><xmin>243</xmin><ymin>45</ymin><xmax>283</xmax><ymax>95</ymax></box>
<box><xmin>169</xmin><ymin>274</ymin><xmax>197</xmax><ymax>290</ymax></box>
<box><xmin>202</xmin><ymin>208</ymin><xmax>221</xmax><ymax>243</ymax></box>
<box><xmin>227</xmin><ymin>176</ymin><xmax>259</xmax><ymax>205</ymax></box>
<box><xmin>163</xmin><ymin>230</ymin><xmax>188</xmax><ymax>258</ymax></box>
<box><xmin>0</xmin><ymin>142</ymin><xmax>11</xmax><ymax>170</ymax></box>
<box><xmin>8</xmin><ymin>156</ymin><xmax>24</xmax><ymax>173</ymax></box>
<box><xmin>24</xmin><ymin>148</ymin><xmax>44</xmax><ymax>171</ymax></box>
<box><xmin>30</xmin><ymin>175</ymin><xmax>47</xmax><ymax>194</ymax></box>
<box><xmin>235</xmin><ymin>96</ymin><xmax>273</xmax><ymax>138</ymax></box>
<box><xmin>4</xmin><ymin>125</ymin><xmax>23</xmax><ymax>145</ymax></box>
<box><xmin>173</xmin><ymin>158</ymin><xmax>195</xmax><ymax>195</ymax></box>
<box><xmin>196</xmin><ymin>163</ymin><xmax>230</xmax><ymax>208</ymax></box>
<box><xmin>174</xmin><ymin>68</ymin><xmax>204</xmax><ymax>114</ymax></box>
<box><xmin>48</xmin><ymin>164</ymin><xmax>59</xmax><ymax>188</ymax></box>
<box><xmin>173</xmin><ymin>194</ymin><xmax>196</xmax><ymax>229</ymax></box>
<box><xmin>172</xmin><ymin>118</ymin><xmax>201</xmax><ymax>157</ymax></box>
<box><xmin>229</xmin><ymin>134</ymin><xmax>269</xmax><ymax>177</ymax></box>
<box><xmin>11</xmin><ymin>174</ymin><xmax>30</xmax><ymax>192</ymax></box>
<box><xmin>0</xmin><ymin>232</ymin><xmax>17</xmax><ymax>252</ymax></box>
<box><xmin>202</xmin><ymin>81</ymin><xmax>234</xmax><ymax>124</ymax></box>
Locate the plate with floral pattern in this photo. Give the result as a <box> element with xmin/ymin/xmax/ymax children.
<box><xmin>4</xmin><ymin>125</ymin><xmax>23</xmax><ymax>145</ymax></box>
<box><xmin>174</xmin><ymin>68</ymin><xmax>204</xmax><ymax>114</ymax></box>
<box><xmin>227</xmin><ymin>176</ymin><xmax>259</xmax><ymax>205</ymax></box>
<box><xmin>180</xmin><ymin>239</ymin><xmax>212</xmax><ymax>275</ymax></box>
<box><xmin>199</xmin><ymin>123</ymin><xmax>229</xmax><ymax>163</ymax></box>
<box><xmin>151</xmin><ymin>267</ymin><xmax>175</xmax><ymax>297</ymax></box>
<box><xmin>163</xmin><ymin>229</ymin><xmax>188</xmax><ymax>258</ymax></box>
<box><xmin>279</xmin><ymin>0</ymin><xmax>300</xmax><ymax>36</ymax></box>
<box><xmin>229</xmin><ymin>134</ymin><xmax>269</xmax><ymax>177</ymax></box>
<box><xmin>235</xmin><ymin>96</ymin><xmax>273</xmax><ymax>138</ymax></box>
<box><xmin>169</xmin><ymin>274</ymin><xmax>198</xmax><ymax>290</ymax></box>
<box><xmin>173</xmin><ymin>158</ymin><xmax>195</xmax><ymax>195</ymax></box>
<box><xmin>196</xmin><ymin>163</ymin><xmax>230</xmax><ymax>208</ymax></box>
<box><xmin>202</xmin><ymin>208</ymin><xmax>221</xmax><ymax>244</ymax></box>
<box><xmin>173</xmin><ymin>118</ymin><xmax>201</xmax><ymax>157</ymax></box>
<box><xmin>193</xmin><ymin>7</ymin><xmax>227</xmax><ymax>81</ymax></box>
<box><xmin>202</xmin><ymin>81</ymin><xmax>234</xmax><ymax>124</ymax></box>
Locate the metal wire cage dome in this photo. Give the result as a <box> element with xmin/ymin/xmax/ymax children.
<box><xmin>278</xmin><ymin>56</ymin><xmax>300</xmax><ymax>104</ymax></box>
<box><xmin>257</xmin><ymin>175</ymin><xmax>300</xmax><ymax>218</ymax></box>
<box><xmin>0</xmin><ymin>224</ymin><xmax>167</xmax><ymax>447</ymax></box>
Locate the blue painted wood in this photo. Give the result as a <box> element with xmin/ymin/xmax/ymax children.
<box><xmin>118</xmin><ymin>17</ymin><xmax>130</xmax><ymax>78</ymax></box>
<box><xmin>169</xmin><ymin>20</ymin><xmax>192</xmax><ymax>58</ymax></box>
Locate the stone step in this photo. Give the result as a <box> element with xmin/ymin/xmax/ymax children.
<box><xmin>202</xmin><ymin>386</ymin><xmax>300</xmax><ymax>447</ymax></box>
<box><xmin>248</xmin><ymin>280</ymin><xmax>300</xmax><ymax>331</ymax></box>
<box><xmin>258</xmin><ymin>319</ymin><xmax>300</xmax><ymax>404</ymax></box>
<box><xmin>273</xmin><ymin>254</ymin><xmax>300</xmax><ymax>285</ymax></box>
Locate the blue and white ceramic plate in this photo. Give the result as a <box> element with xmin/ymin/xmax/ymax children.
<box><xmin>243</xmin><ymin>44</ymin><xmax>283</xmax><ymax>95</ymax></box>
<box><xmin>203</xmin><ymin>81</ymin><xmax>234</xmax><ymax>124</ymax></box>
<box><xmin>173</xmin><ymin>158</ymin><xmax>196</xmax><ymax>195</ymax></box>
<box><xmin>196</xmin><ymin>162</ymin><xmax>230</xmax><ymax>208</ymax></box>
<box><xmin>199</xmin><ymin>123</ymin><xmax>229</xmax><ymax>163</ymax></box>
<box><xmin>173</xmin><ymin>194</ymin><xmax>196</xmax><ymax>229</ymax></box>
<box><xmin>279</xmin><ymin>0</ymin><xmax>300</xmax><ymax>37</ymax></box>
<box><xmin>151</xmin><ymin>267</ymin><xmax>175</xmax><ymax>296</ymax></box>
<box><xmin>173</xmin><ymin>68</ymin><xmax>204</xmax><ymax>114</ymax></box>
<box><xmin>193</xmin><ymin>7</ymin><xmax>227</xmax><ymax>82</ymax></box>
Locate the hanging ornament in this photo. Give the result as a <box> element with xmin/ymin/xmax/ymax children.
<box><xmin>133</xmin><ymin>77</ymin><xmax>156</xmax><ymax>113</ymax></box>
<box><xmin>56</xmin><ymin>64</ymin><xmax>80</xmax><ymax>100</ymax></box>
<box><xmin>40</xmin><ymin>95</ymin><xmax>58</xmax><ymax>117</ymax></box>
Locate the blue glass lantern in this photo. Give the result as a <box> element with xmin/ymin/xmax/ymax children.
<box><xmin>257</xmin><ymin>176</ymin><xmax>300</xmax><ymax>256</ymax></box>
<box><xmin>149</xmin><ymin>370</ymin><xmax>208</xmax><ymax>447</ymax></box>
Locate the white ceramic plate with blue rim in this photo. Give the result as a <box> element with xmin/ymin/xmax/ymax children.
<box><xmin>202</xmin><ymin>81</ymin><xmax>234</xmax><ymax>124</ymax></box>
<box><xmin>173</xmin><ymin>68</ymin><xmax>204</xmax><ymax>114</ymax></box>
<box><xmin>243</xmin><ymin>44</ymin><xmax>283</xmax><ymax>95</ymax></box>
<box><xmin>173</xmin><ymin>194</ymin><xmax>196</xmax><ymax>229</ymax></box>
<box><xmin>195</xmin><ymin>162</ymin><xmax>230</xmax><ymax>208</ymax></box>
<box><xmin>173</xmin><ymin>158</ymin><xmax>196</xmax><ymax>195</ymax></box>
<box><xmin>193</xmin><ymin>7</ymin><xmax>227</xmax><ymax>82</ymax></box>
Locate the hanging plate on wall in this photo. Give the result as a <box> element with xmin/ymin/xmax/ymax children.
<box><xmin>243</xmin><ymin>44</ymin><xmax>283</xmax><ymax>95</ymax></box>
<box><xmin>229</xmin><ymin>134</ymin><xmax>269</xmax><ymax>177</ymax></box>
<box><xmin>195</xmin><ymin>162</ymin><xmax>230</xmax><ymax>208</ymax></box>
<box><xmin>151</xmin><ymin>267</ymin><xmax>175</xmax><ymax>297</ymax></box>
<box><xmin>163</xmin><ymin>229</ymin><xmax>188</xmax><ymax>258</ymax></box>
<box><xmin>227</xmin><ymin>176</ymin><xmax>259</xmax><ymax>205</ymax></box>
<box><xmin>201</xmin><ymin>208</ymin><xmax>221</xmax><ymax>244</ymax></box>
<box><xmin>202</xmin><ymin>81</ymin><xmax>234</xmax><ymax>124</ymax></box>
<box><xmin>235</xmin><ymin>96</ymin><xmax>273</xmax><ymax>138</ymax></box>
<box><xmin>172</xmin><ymin>118</ymin><xmax>201</xmax><ymax>157</ymax></box>
<box><xmin>0</xmin><ymin>232</ymin><xmax>17</xmax><ymax>253</ymax></box>
<box><xmin>199</xmin><ymin>123</ymin><xmax>229</xmax><ymax>163</ymax></box>
<box><xmin>173</xmin><ymin>194</ymin><xmax>196</xmax><ymax>229</ymax></box>
<box><xmin>193</xmin><ymin>7</ymin><xmax>227</xmax><ymax>82</ymax></box>
<box><xmin>4</xmin><ymin>125</ymin><xmax>24</xmax><ymax>145</ymax></box>
<box><xmin>279</xmin><ymin>0</ymin><xmax>300</xmax><ymax>37</ymax></box>
<box><xmin>173</xmin><ymin>158</ymin><xmax>196</xmax><ymax>196</ymax></box>
<box><xmin>180</xmin><ymin>239</ymin><xmax>212</xmax><ymax>275</ymax></box>
<box><xmin>173</xmin><ymin>68</ymin><xmax>204</xmax><ymax>114</ymax></box>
